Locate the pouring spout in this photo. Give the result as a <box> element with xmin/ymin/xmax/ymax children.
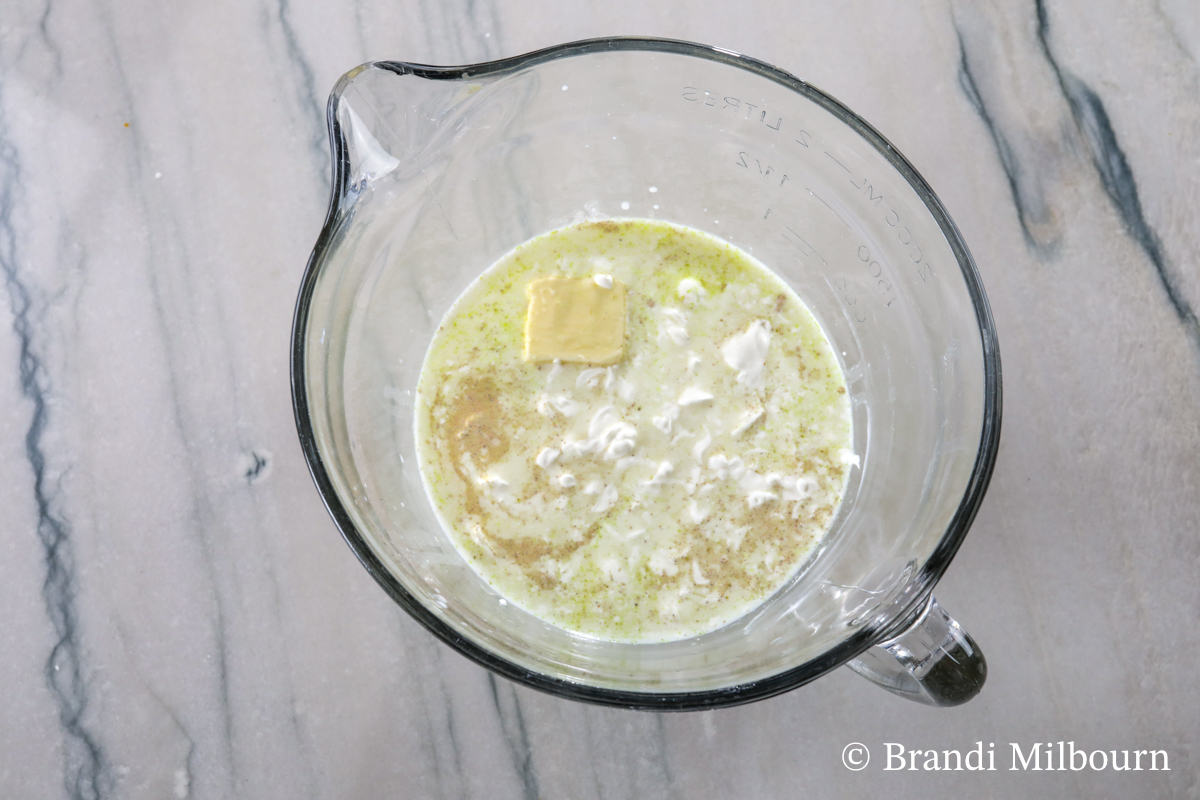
<box><xmin>339</xmin><ymin>101</ymin><xmax>400</xmax><ymax>192</ymax></box>
<box><xmin>325</xmin><ymin>63</ymin><xmax>489</xmax><ymax>210</ymax></box>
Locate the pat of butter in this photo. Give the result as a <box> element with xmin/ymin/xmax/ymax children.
<box><xmin>525</xmin><ymin>277</ymin><xmax>626</xmax><ymax>365</ymax></box>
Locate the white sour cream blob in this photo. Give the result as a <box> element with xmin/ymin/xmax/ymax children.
<box><xmin>722</xmin><ymin>320</ymin><xmax>771</xmax><ymax>388</ymax></box>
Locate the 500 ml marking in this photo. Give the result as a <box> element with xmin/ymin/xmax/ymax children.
<box><xmin>856</xmin><ymin>245</ymin><xmax>897</xmax><ymax>306</ymax></box>
<box><xmin>780</xmin><ymin>224</ymin><xmax>877</xmax><ymax>324</ymax></box>
<box><xmin>823</xmin><ymin>242</ymin><xmax>900</xmax><ymax>321</ymax></box>
<box><xmin>833</xmin><ymin>276</ymin><xmax>868</xmax><ymax>324</ymax></box>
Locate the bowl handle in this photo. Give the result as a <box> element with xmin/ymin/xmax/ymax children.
<box><xmin>846</xmin><ymin>595</ymin><xmax>986</xmax><ymax>706</ymax></box>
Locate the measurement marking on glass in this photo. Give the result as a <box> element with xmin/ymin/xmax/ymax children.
<box><xmin>781</xmin><ymin>226</ymin><xmax>830</xmax><ymax>267</ymax></box>
<box><xmin>824</xmin><ymin>151</ymin><xmax>852</xmax><ymax>174</ymax></box>
<box><xmin>806</xmin><ymin>188</ymin><xmax>852</xmax><ymax>230</ymax></box>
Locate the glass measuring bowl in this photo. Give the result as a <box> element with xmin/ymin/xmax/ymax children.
<box><xmin>291</xmin><ymin>38</ymin><xmax>1001</xmax><ymax>709</ymax></box>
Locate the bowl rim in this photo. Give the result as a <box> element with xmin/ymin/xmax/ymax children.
<box><xmin>290</xmin><ymin>35</ymin><xmax>1003</xmax><ymax>711</ymax></box>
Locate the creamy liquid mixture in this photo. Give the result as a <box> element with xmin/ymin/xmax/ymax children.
<box><xmin>415</xmin><ymin>219</ymin><xmax>852</xmax><ymax>642</ymax></box>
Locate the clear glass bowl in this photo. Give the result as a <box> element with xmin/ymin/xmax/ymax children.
<box><xmin>291</xmin><ymin>38</ymin><xmax>1001</xmax><ymax>709</ymax></box>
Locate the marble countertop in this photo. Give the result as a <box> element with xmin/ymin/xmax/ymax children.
<box><xmin>2</xmin><ymin>0</ymin><xmax>1197</xmax><ymax>797</ymax></box>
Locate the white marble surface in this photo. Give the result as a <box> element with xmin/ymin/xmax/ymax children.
<box><xmin>1</xmin><ymin>0</ymin><xmax>1198</xmax><ymax>797</ymax></box>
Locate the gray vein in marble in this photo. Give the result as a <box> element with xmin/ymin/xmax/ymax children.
<box><xmin>271</xmin><ymin>0</ymin><xmax>330</xmax><ymax>188</ymax></box>
<box><xmin>350</xmin><ymin>0</ymin><xmax>371</xmax><ymax>62</ymax></box>
<box><xmin>651</xmin><ymin>715</ymin><xmax>679</xmax><ymax>799</ymax></box>
<box><xmin>1154</xmin><ymin>0</ymin><xmax>1200</xmax><ymax>67</ymax></box>
<box><xmin>488</xmin><ymin>675</ymin><xmax>540</xmax><ymax>800</ymax></box>
<box><xmin>955</xmin><ymin>38</ymin><xmax>1045</xmax><ymax>255</ymax></box>
<box><xmin>577</xmin><ymin>714</ymin><xmax>621</xmax><ymax>800</ymax></box>
<box><xmin>1035</xmin><ymin>0</ymin><xmax>1200</xmax><ymax>348</ymax></box>
<box><xmin>956</xmin><ymin>0</ymin><xmax>1200</xmax><ymax>349</ymax></box>
<box><xmin>26</xmin><ymin>0</ymin><xmax>63</xmax><ymax>79</ymax></box>
<box><xmin>572</xmin><ymin>709</ymin><xmax>680</xmax><ymax>800</ymax></box>
<box><xmin>412</xmin><ymin>646</ymin><xmax>468</xmax><ymax>800</ymax></box>
<box><xmin>108</xmin><ymin>622</ymin><xmax>199</xmax><ymax>800</ymax></box>
<box><xmin>415</xmin><ymin>0</ymin><xmax>504</xmax><ymax>65</ymax></box>
<box><xmin>92</xmin><ymin>8</ymin><xmax>322</xmax><ymax>793</ymax></box>
<box><xmin>0</xmin><ymin>85</ymin><xmax>110</xmax><ymax>800</ymax></box>
<box><xmin>437</xmin><ymin>704</ymin><xmax>468</xmax><ymax>800</ymax></box>
<box><xmin>93</xmin><ymin>17</ymin><xmax>242</xmax><ymax>790</ymax></box>
<box><xmin>953</xmin><ymin>6</ymin><xmax>1062</xmax><ymax>254</ymax></box>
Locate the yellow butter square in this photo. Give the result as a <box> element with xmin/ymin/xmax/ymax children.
<box><xmin>524</xmin><ymin>277</ymin><xmax>626</xmax><ymax>365</ymax></box>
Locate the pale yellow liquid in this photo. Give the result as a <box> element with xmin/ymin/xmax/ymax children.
<box><xmin>415</xmin><ymin>219</ymin><xmax>851</xmax><ymax>642</ymax></box>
